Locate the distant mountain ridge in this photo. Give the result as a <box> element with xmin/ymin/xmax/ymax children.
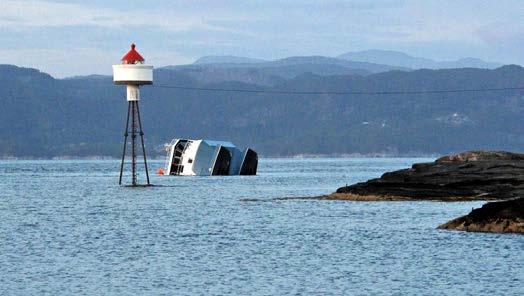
<box><xmin>337</xmin><ymin>49</ymin><xmax>502</xmax><ymax>69</ymax></box>
<box><xmin>194</xmin><ymin>50</ymin><xmax>503</xmax><ymax>71</ymax></box>
<box><xmin>193</xmin><ymin>55</ymin><xmax>267</xmax><ymax>65</ymax></box>
<box><xmin>176</xmin><ymin>50</ymin><xmax>504</xmax><ymax>86</ymax></box>
<box><xmin>161</xmin><ymin>55</ymin><xmax>407</xmax><ymax>86</ymax></box>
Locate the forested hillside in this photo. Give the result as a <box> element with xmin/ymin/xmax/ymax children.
<box><xmin>1</xmin><ymin>64</ymin><xmax>523</xmax><ymax>157</ymax></box>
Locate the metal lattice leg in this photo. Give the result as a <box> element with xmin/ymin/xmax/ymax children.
<box><xmin>131</xmin><ymin>101</ymin><xmax>137</xmax><ymax>186</ymax></box>
<box><xmin>119</xmin><ymin>102</ymin><xmax>131</xmax><ymax>185</ymax></box>
<box><xmin>136</xmin><ymin>102</ymin><xmax>150</xmax><ymax>185</ymax></box>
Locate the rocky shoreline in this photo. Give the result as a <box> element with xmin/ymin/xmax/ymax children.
<box><xmin>320</xmin><ymin>151</ymin><xmax>524</xmax><ymax>234</ymax></box>
<box><xmin>329</xmin><ymin>151</ymin><xmax>524</xmax><ymax>202</ymax></box>
<box><xmin>438</xmin><ymin>198</ymin><xmax>524</xmax><ymax>234</ymax></box>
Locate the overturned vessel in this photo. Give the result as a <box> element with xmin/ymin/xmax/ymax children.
<box><xmin>163</xmin><ymin>139</ymin><xmax>258</xmax><ymax>176</ymax></box>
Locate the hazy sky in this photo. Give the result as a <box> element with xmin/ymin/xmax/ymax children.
<box><xmin>1</xmin><ymin>0</ymin><xmax>523</xmax><ymax>77</ymax></box>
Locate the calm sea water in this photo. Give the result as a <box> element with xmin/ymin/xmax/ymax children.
<box><xmin>0</xmin><ymin>158</ymin><xmax>522</xmax><ymax>295</ymax></box>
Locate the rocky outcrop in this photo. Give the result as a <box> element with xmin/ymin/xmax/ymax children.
<box><xmin>438</xmin><ymin>198</ymin><xmax>524</xmax><ymax>234</ymax></box>
<box><xmin>330</xmin><ymin>151</ymin><xmax>524</xmax><ymax>201</ymax></box>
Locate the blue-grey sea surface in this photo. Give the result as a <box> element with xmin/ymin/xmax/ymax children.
<box><xmin>0</xmin><ymin>158</ymin><xmax>522</xmax><ymax>295</ymax></box>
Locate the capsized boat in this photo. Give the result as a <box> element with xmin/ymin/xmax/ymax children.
<box><xmin>163</xmin><ymin>139</ymin><xmax>258</xmax><ymax>176</ymax></box>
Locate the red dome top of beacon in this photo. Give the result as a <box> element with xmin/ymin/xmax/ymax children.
<box><xmin>121</xmin><ymin>43</ymin><xmax>145</xmax><ymax>64</ymax></box>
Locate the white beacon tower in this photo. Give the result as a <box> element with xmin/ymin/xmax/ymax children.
<box><xmin>113</xmin><ymin>44</ymin><xmax>153</xmax><ymax>186</ymax></box>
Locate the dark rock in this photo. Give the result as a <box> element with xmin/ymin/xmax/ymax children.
<box><xmin>334</xmin><ymin>151</ymin><xmax>524</xmax><ymax>201</ymax></box>
<box><xmin>438</xmin><ymin>198</ymin><xmax>524</xmax><ymax>234</ymax></box>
